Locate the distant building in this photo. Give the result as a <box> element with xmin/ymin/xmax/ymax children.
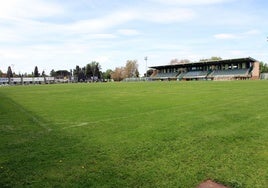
<box><xmin>1</xmin><ymin>73</ymin><xmax>7</xmax><ymax>78</ymax></box>
<box><xmin>0</xmin><ymin>77</ymin><xmax>55</xmax><ymax>85</ymax></box>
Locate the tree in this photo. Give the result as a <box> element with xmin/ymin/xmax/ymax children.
<box><xmin>170</xmin><ymin>59</ymin><xmax>190</xmax><ymax>65</ymax></box>
<box><xmin>91</xmin><ymin>61</ymin><xmax>101</xmax><ymax>81</ymax></box>
<box><xmin>85</xmin><ymin>64</ymin><xmax>93</xmax><ymax>79</ymax></box>
<box><xmin>103</xmin><ymin>69</ymin><xmax>113</xmax><ymax>80</ymax></box>
<box><xmin>111</xmin><ymin>60</ymin><xmax>139</xmax><ymax>81</ymax></box>
<box><xmin>50</xmin><ymin>69</ymin><xmax>56</xmax><ymax>77</ymax></box>
<box><xmin>7</xmin><ymin>66</ymin><xmax>13</xmax><ymax>78</ymax></box>
<box><xmin>34</xmin><ymin>66</ymin><xmax>39</xmax><ymax>77</ymax></box>
<box><xmin>70</xmin><ymin>69</ymin><xmax>73</xmax><ymax>77</ymax></box>
<box><xmin>85</xmin><ymin>61</ymin><xmax>102</xmax><ymax>81</ymax></box>
<box><xmin>111</xmin><ymin>67</ymin><xmax>125</xmax><ymax>81</ymax></box>
<box><xmin>73</xmin><ymin>65</ymin><xmax>85</xmax><ymax>82</ymax></box>
<box><xmin>0</xmin><ymin>69</ymin><xmax>2</xmax><ymax>77</ymax></box>
<box><xmin>125</xmin><ymin>60</ymin><xmax>139</xmax><ymax>78</ymax></box>
<box><xmin>200</xmin><ymin>57</ymin><xmax>222</xmax><ymax>61</ymax></box>
<box><xmin>7</xmin><ymin>66</ymin><xmax>13</xmax><ymax>84</ymax></box>
<box><xmin>73</xmin><ymin>66</ymin><xmax>80</xmax><ymax>79</ymax></box>
<box><xmin>260</xmin><ymin>62</ymin><xmax>268</xmax><ymax>73</ymax></box>
<box><xmin>73</xmin><ymin>62</ymin><xmax>102</xmax><ymax>82</ymax></box>
<box><xmin>55</xmin><ymin>70</ymin><xmax>71</xmax><ymax>78</ymax></box>
<box><xmin>42</xmin><ymin>70</ymin><xmax>46</xmax><ymax>77</ymax></box>
<box><xmin>74</xmin><ymin>66</ymin><xmax>86</xmax><ymax>82</ymax></box>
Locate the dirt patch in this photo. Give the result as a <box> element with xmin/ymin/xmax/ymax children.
<box><xmin>197</xmin><ymin>180</ymin><xmax>228</xmax><ymax>188</ymax></box>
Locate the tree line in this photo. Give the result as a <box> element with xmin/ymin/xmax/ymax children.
<box><xmin>0</xmin><ymin>60</ymin><xmax>140</xmax><ymax>82</ymax></box>
<box><xmin>1</xmin><ymin>66</ymin><xmax>48</xmax><ymax>79</ymax></box>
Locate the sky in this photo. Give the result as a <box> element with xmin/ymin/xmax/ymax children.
<box><xmin>0</xmin><ymin>0</ymin><xmax>267</xmax><ymax>75</ymax></box>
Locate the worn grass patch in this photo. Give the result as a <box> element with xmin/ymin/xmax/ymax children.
<box><xmin>0</xmin><ymin>81</ymin><xmax>267</xmax><ymax>187</ymax></box>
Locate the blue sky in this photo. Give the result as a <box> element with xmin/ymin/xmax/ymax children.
<box><xmin>0</xmin><ymin>0</ymin><xmax>267</xmax><ymax>75</ymax></box>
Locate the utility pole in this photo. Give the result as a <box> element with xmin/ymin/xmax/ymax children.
<box><xmin>144</xmin><ymin>56</ymin><xmax>148</xmax><ymax>79</ymax></box>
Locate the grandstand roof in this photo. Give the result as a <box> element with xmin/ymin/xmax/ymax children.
<box><xmin>150</xmin><ymin>57</ymin><xmax>258</xmax><ymax>69</ymax></box>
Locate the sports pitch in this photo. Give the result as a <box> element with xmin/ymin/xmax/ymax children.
<box><xmin>0</xmin><ymin>81</ymin><xmax>267</xmax><ymax>187</ymax></box>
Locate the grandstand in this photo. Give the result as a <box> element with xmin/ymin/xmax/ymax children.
<box><xmin>150</xmin><ymin>57</ymin><xmax>260</xmax><ymax>81</ymax></box>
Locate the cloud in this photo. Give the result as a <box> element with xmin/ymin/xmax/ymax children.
<box><xmin>244</xmin><ymin>29</ymin><xmax>261</xmax><ymax>35</ymax></box>
<box><xmin>118</xmin><ymin>29</ymin><xmax>140</xmax><ymax>36</ymax></box>
<box><xmin>82</xmin><ymin>34</ymin><xmax>117</xmax><ymax>40</ymax></box>
<box><xmin>0</xmin><ymin>0</ymin><xmax>63</xmax><ymax>19</ymax></box>
<box><xmin>150</xmin><ymin>0</ymin><xmax>232</xmax><ymax>5</ymax></box>
<box><xmin>0</xmin><ymin>43</ymin><xmax>93</xmax><ymax>73</ymax></box>
<box><xmin>142</xmin><ymin>8</ymin><xmax>195</xmax><ymax>23</ymax></box>
<box><xmin>65</xmin><ymin>7</ymin><xmax>194</xmax><ymax>34</ymax></box>
<box><xmin>66</xmin><ymin>10</ymin><xmax>138</xmax><ymax>34</ymax></box>
<box><xmin>0</xmin><ymin>5</ymin><xmax>194</xmax><ymax>46</ymax></box>
<box><xmin>0</xmin><ymin>11</ymin><xmax>128</xmax><ymax>44</ymax></box>
<box><xmin>214</xmin><ymin>33</ymin><xmax>238</xmax><ymax>39</ymax></box>
<box><xmin>214</xmin><ymin>29</ymin><xmax>261</xmax><ymax>40</ymax></box>
<box><xmin>0</xmin><ymin>28</ymin><xmax>23</xmax><ymax>42</ymax></box>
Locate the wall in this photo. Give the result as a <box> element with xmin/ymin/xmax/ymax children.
<box><xmin>251</xmin><ymin>62</ymin><xmax>260</xmax><ymax>80</ymax></box>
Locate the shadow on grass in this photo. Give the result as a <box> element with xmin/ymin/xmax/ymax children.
<box><xmin>0</xmin><ymin>94</ymin><xmax>87</xmax><ymax>187</ymax></box>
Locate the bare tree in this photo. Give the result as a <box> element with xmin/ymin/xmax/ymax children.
<box><xmin>125</xmin><ymin>60</ymin><xmax>139</xmax><ymax>78</ymax></box>
<box><xmin>111</xmin><ymin>67</ymin><xmax>125</xmax><ymax>81</ymax></box>
<box><xmin>200</xmin><ymin>57</ymin><xmax>222</xmax><ymax>61</ymax></box>
<box><xmin>111</xmin><ymin>60</ymin><xmax>139</xmax><ymax>81</ymax></box>
<box><xmin>170</xmin><ymin>59</ymin><xmax>190</xmax><ymax>65</ymax></box>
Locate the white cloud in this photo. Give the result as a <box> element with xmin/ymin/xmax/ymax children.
<box><xmin>0</xmin><ymin>48</ymin><xmax>28</xmax><ymax>60</ymax></box>
<box><xmin>64</xmin><ymin>7</ymin><xmax>194</xmax><ymax>34</ymax></box>
<box><xmin>82</xmin><ymin>34</ymin><xmax>117</xmax><ymax>39</ymax></box>
<box><xmin>0</xmin><ymin>12</ymin><xmax>124</xmax><ymax>44</ymax></box>
<box><xmin>0</xmin><ymin>0</ymin><xmax>63</xmax><ymax>19</ymax></box>
<box><xmin>0</xmin><ymin>6</ymin><xmax>194</xmax><ymax>46</ymax></box>
<box><xmin>0</xmin><ymin>28</ymin><xmax>23</xmax><ymax>42</ymax></box>
<box><xmin>118</xmin><ymin>29</ymin><xmax>140</xmax><ymax>36</ymax></box>
<box><xmin>214</xmin><ymin>29</ymin><xmax>261</xmax><ymax>40</ymax></box>
<box><xmin>244</xmin><ymin>29</ymin><xmax>261</xmax><ymax>35</ymax></box>
<box><xmin>151</xmin><ymin>0</ymin><xmax>232</xmax><ymax>5</ymax></box>
<box><xmin>229</xmin><ymin>50</ymin><xmax>245</xmax><ymax>56</ymax></box>
<box><xmin>214</xmin><ymin>33</ymin><xmax>238</xmax><ymax>39</ymax></box>
<box><xmin>92</xmin><ymin>56</ymin><xmax>110</xmax><ymax>64</ymax></box>
<box><xmin>66</xmin><ymin>10</ymin><xmax>138</xmax><ymax>34</ymax></box>
<box><xmin>142</xmin><ymin>8</ymin><xmax>195</xmax><ymax>23</ymax></box>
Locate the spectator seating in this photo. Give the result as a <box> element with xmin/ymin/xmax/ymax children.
<box><xmin>156</xmin><ymin>72</ymin><xmax>179</xmax><ymax>78</ymax></box>
<box><xmin>211</xmin><ymin>69</ymin><xmax>249</xmax><ymax>77</ymax></box>
<box><xmin>183</xmin><ymin>71</ymin><xmax>209</xmax><ymax>79</ymax></box>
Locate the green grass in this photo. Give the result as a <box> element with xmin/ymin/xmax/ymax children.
<box><xmin>0</xmin><ymin>81</ymin><xmax>267</xmax><ymax>187</ymax></box>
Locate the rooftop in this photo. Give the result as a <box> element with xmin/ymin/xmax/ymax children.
<box><xmin>150</xmin><ymin>57</ymin><xmax>258</xmax><ymax>69</ymax></box>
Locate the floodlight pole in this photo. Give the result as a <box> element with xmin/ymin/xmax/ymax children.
<box><xmin>144</xmin><ymin>56</ymin><xmax>148</xmax><ymax>79</ymax></box>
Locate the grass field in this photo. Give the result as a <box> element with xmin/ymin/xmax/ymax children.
<box><xmin>0</xmin><ymin>81</ymin><xmax>267</xmax><ymax>187</ymax></box>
